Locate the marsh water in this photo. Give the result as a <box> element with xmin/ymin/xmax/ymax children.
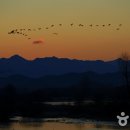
<box><xmin>0</xmin><ymin>118</ymin><xmax>129</xmax><ymax>130</ymax></box>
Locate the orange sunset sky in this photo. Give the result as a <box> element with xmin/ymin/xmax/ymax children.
<box><xmin>0</xmin><ymin>0</ymin><xmax>130</xmax><ymax>60</ymax></box>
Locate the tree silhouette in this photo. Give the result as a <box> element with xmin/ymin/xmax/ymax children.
<box><xmin>74</xmin><ymin>74</ymin><xmax>90</xmax><ymax>106</ymax></box>
<box><xmin>2</xmin><ymin>84</ymin><xmax>17</xmax><ymax>104</ymax></box>
<box><xmin>119</xmin><ymin>52</ymin><xmax>130</xmax><ymax>97</ymax></box>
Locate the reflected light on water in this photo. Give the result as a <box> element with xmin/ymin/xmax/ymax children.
<box><xmin>0</xmin><ymin>119</ymin><xmax>129</xmax><ymax>130</ymax></box>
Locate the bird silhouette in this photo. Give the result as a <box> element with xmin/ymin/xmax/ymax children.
<box><xmin>51</xmin><ymin>25</ymin><xmax>54</xmax><ymax>27</ymax></box>
<box><xmin>116</xmin><ymin>28</ymin><xmax>120</xmax><ymax>30</ymax></box>
<box><xmin>11</xmin><ymin>29</ymin><xmax>17</xmax><ymax>34</ymax></box>
<box><xmin>53</xmin><ymin>33</ymin><xmax>58</xmax><ymax>35</ymax></box>
<box><xmin>38</xmin><ymin>28</ymin><xmax>42</xmax><ymax>30</ymax></box>
<box><xmin>8</xmin><ymin>22</ymin><xmax>123</xmax><ymax>40</ymax></box>
<box><xmin>70</xmin><ymin>23</ymin><xmax>74</xmax><ymax>26</ymax></box>
<box><xmin>79</xmin><ymin>24</ymin><xmax>84</xmax><ymax>27</ymax></box>
<box><xmin>9</xmin><ymin>30</ymin><xmax>15</xmax><ymax>34</ymax></box>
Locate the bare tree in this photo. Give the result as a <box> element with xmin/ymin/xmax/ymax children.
<box><xmin>119</xmin><ymin>52</ymin><xmax>130</xmax><ymax>94</ymax></box>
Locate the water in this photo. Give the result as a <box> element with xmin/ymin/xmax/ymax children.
<box><xmin>44</xmin><ymin>100</ymin><xmax>94</xmax><ymax>106</ymax></box>
<box><xmin>0</xmin><ymin>118</ymin><xmax>129</xmax><ymax>130</ymax></box>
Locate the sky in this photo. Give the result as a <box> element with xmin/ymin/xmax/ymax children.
<box><xmin>0</xmin><ymin>0</ymin><xmax>130</xmax><ymax>60</ymax></box>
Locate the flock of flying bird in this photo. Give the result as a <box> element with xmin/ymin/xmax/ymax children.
<box><xmin>8</xmin><ymin>23</ymin><xmax>122</xmax><ymax>40</ymax></box>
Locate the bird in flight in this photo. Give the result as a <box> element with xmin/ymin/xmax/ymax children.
<box><xmin>52</xmin><ymin>33</ymin><xmax>58</xmax><ymax>35</ymax></box>
<box><xmin>79</xmin><ymin>24</ymin><xmax>84</xmax><ymax>27</ymax></box>
<box><xmin>8</xmin><ymin>30</ymin><xmax>15</xmax><ymax>34</ymax></box>
<box><xmin>38</xmin><ymin>28</ymin><xmax>42</xmax><ymax>30</ymax></box>
<box><xmin>8</xmin><ymin>22</ymin><xmax>123</xmax><ymax>41</ymax></box>
<box><xmin>51</xmin><ymin>25</ymin><xmax>54</xmax><ymax>27</ymax></box>
<box><xmin>70</xmin><ymin>23</ymin><xmax>74</xmax><ymax>26</ymax></box>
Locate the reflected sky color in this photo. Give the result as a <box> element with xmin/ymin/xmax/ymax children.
<box><xmin>0</xmin><ymin>121</ymin><xmax>129</xmax><ymax>130</ymax></box>
<box><xmin>0</xmin><ymin>0</ymin><xmax>130</xmax><ymax>60</ymax></box>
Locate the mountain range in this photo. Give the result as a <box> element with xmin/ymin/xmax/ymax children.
<box><xmin>0</xmin><ymin>55</ymin><xmax>120</xmax><ymax>78</ymax></box>
<box><xmin>0</xmin><ymin>55</ymin><xmax>126</xmax><ymax>92</ymax></box>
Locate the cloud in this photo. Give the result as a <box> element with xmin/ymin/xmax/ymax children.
<box><xmin>33</xmin><ymin>40</ymin><xmax>44</xmax><ymax>44</ymax></box>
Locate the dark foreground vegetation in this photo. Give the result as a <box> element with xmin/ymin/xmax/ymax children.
<box><xmin>0</xmin><ymin>83</ymin><xmax>130</xmax><ymax>122</ymax></box>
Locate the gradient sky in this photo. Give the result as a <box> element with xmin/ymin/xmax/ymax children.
<box><xmin>0</xmin><ymin>0</ymin><xmax>130</xmax><ymax>60</ymax></box>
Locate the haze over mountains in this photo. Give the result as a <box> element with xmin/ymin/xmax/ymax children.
<box><xmin>0</xmin><ymin>55</ymin><xmax>120</xmax><ymax>78</ymax></box>
<box><xmin>0</xmin><ymin>55</ymin><xmax>126</xmax><ymax>92</ymax></box>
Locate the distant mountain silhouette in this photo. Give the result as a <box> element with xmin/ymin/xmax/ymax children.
<box><xmin>0</xmin><ymin>55</ymin><xmax>120</xmax><ymax>78</ymax></box>
<box><xmin>0</xmin><ymin>72</ymin><xmax>124</xmax><ymax>92</ymax></box>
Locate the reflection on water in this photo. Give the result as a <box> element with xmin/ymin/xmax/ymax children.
<box><xmin>44</xmin><ymin>101</ymin><xmax>94</xmax><ymax>106</ymax></box>
<box><xmin>0</xmin><ymin>118</ymin><xmax>129</xmax><ymax>130</ymax></box>
<box><xmin>44</xmin><ymin>101</ymin><xmax>75</xmax><ymax>106</ymax></box>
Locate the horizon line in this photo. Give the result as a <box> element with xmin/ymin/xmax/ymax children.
<box><xmin>0</xmin><ymin>54</ymin><xmax>121</xmax><ymax>62</ymax></box>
